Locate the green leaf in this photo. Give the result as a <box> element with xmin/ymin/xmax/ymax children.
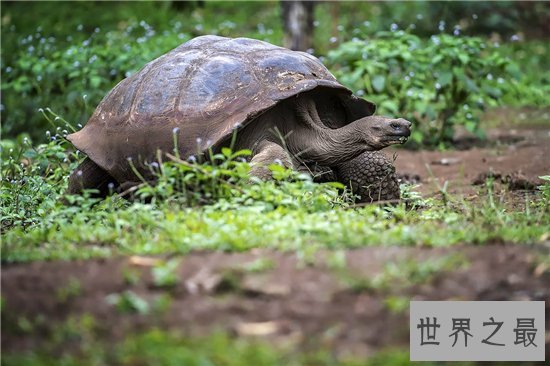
<box><xmin>221</xmin><ymin>147</ymin><xmax>232</xmax><ymax>158</ymax></box>
<box><xmin>437</xmin><ymin>72</ymin><xmax>453</xmax><ymax>87</ymax></box>
<box><xmin>465</xmin><ymin>120</ymin><xmax>477</xmax><ymax>133</ymax></box>
<box><xmin>89</xmin><ymin>76</ymin><xmax>102</xmax><ymax>88</ymax></box>
<box><xmin>379</xmin><ymin>100</ymin><xmax>398</xmax><ymax>114</ymax></box>
<box><xmin>371</xmin><ymin>75</ymin><xmax>386</xmax><ymax>93</ymax></box>
<box><xmin>464</xmin><ymin>77</ymin><xmax>479</xmax><ymax>93</ymax></box>
<box><xmin>482</xmin><ymin>85</ymin><xmax>502</xmax><ymax>99</ymax></box>
<box><xmin>432</xmin><ymin>55</ymin><xmax>443</xmax><ymax>64</ymax></box>
<box><xmin>452</xmin><ymin>67</ymin><xmax>466</xmax><ymax>82</ymax></box>
<box><xmin>458</xmin><ymin>53</ymin><xmax>470</xmax><ymax>64</ymax></box>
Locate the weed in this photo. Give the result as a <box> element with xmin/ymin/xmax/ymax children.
<box><xmin>105</xmin><ymin>291</ymin><xmax>149</xmax><ymax>315</ymax></box>
<box><xmin>55</xmin><ymin>277</ymin><xmax>82</xmax><ymax>303</ymax></box>
<box><xmin>151</xmin><ymin>259</ymin><xmax>180</xmax><ymax>288</ymax></box>
<box><xmin>341</xmin><ymin>254</ymin><xmax>469</xmax><ymax>293</ymax></box>
<box><xmin>241</xmin><ymin>258</ymin><xmax>276</xmax><ymax>273</ymax></box>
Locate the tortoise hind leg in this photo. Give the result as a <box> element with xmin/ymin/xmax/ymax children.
<box><xmin>67</xmin><ymin>157</ymin><xmax>118</xmax><ymax>197</ymax></box>
<box><xmin>335</xmin><ymin>151</ymin><xmax>400</xmax><ymax>203</ymax></box>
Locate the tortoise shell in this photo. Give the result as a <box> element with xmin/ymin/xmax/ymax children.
<box><xmin>67</xmin><ymin>36</ymin><xmax>375</xmax><ymax>183</ymax></box>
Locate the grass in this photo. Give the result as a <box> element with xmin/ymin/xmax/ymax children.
<box><xmin>1</xmin><ymin>133</ymin><xmax>549</xmax><ymax>263</ymax></box>
<box><xmin>337</xmin><ymin>253</ymin><xmax>470</xmax><ymax>293</ymax></box>
<box><xmin>0</xmin><ymin>328</ymin><xmax>388</xmax><ymax>366</ymax></box>
<box><xmin>1</xmin><ymin>321</ymin><xmax>531</xmax><ymax>366</ymax></box>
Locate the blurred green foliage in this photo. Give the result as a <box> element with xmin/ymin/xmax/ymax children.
<box><xmin>1</xmin><ymin>326</ymin><xmax>417</xmax><ymax>366</ymax></box>
<box><xmin>327</xmin><ymin>30</ymin><xmax>547</xmax><ymax>146</ymax></box>
<box><xmin>1</xmin><ymin>1</ymin><xmax>548</xmax><ymax>145</ymax></box>
<box><xmin>1</xmin><ymin>1</ymin><xmax>283</xmax><ymax>138</ymax></box>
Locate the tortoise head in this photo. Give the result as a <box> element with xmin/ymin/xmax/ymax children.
<box><xmin>354</xmin><ymin>115</ymin><xmax>412</xmax><ymax>150</ymax></box>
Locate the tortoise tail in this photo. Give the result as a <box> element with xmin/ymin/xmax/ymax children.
<box><xmin>67</xmin><ymin>157</ymin><xmax>118</xmax><ymax>197</ymax></box>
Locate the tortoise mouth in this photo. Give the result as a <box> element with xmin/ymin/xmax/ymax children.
<box><xmin>383</xmin><ymin>133</ymin><xmax>410</xmax><ymax>145</ymax></box>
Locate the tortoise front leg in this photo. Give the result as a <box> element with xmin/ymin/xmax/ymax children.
<box><xmin>335</xmin><ymin>151</ymin><xmax>400</xmax><ymax>202</ymax></box>
<box><xmin>67</xmin><ymin>157</ymin><xmax>118</xmax><ymax>197</ymax></box>
<box><xmin>249</xmin><ymin>140</ymin><xmax>294</xmax><ymax>180</ymax></box>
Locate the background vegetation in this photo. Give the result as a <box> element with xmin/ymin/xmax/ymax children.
<box><xmin>1</xmin><ymin>1</ymin><xmax>548</xmax><ymax>144</ymax></box>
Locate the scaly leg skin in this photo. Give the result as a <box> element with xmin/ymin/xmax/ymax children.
<box><xmin>249</xmin><ymin>140</ymin><xmax>294</xmax><ymax>180</ymax></box>
<box><xmin>335</xmin><ymin>151</ymin><xmax>400</xmax><ymax>203</ymax></box>
<box><xmin>67</xmin><ymin>157</ymin><xmax>118</xmax><ymax>197</ymax></box>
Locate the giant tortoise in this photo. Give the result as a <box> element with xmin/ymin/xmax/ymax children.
<box><xmin>67</xmin><ymin>35</ymin><xmax>411</xmax><ymax>202</ymax></box>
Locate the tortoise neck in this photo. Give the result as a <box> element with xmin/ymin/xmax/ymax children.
<box><xmin>289</xmin><ymin>118</ymin><xmax>365</xmax><ymax>166</ymax></box>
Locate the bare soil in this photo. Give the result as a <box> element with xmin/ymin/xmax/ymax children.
<box><xmin>2</xmin><ymin>124</ymin><xmax>550</xmax><ymax>359</ymax></box>
<box><xmin>392</xmin><ymin>125</ymin><xmax>550</xmax><ymax>196</ymax></box>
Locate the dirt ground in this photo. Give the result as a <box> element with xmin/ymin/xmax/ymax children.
<box><xmin>392</xmin><ymin>125</ymin><xmax>550</xmax><ymax>196</ymax></box>
<box><xmin>2</xmin><ymin>122</ymin><xmax>550</xmax><ymax>359</ymax></box>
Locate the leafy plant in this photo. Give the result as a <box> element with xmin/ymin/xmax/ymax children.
<box><xmin>131</xmin><ymin>146</ymin><xmax>349</xmax><ymax>211</ymax></box>
<box><xmin>151</xmin><ymin>259</ymin><xmax>181</xmax><ymax>288</ymax></box>
<box><xmin>340</xmin><ymin>254</ymin><xmax>469</xmax><ymax>293</ymax></box>
<box><xmin>328</xmin><ymin>30</ymin><xmax>531</xmax><ymax>146</ymax></box>
<box><xmin>105</xmin><ymin>290</ymin><xmax>149</xmax><ymax>315</ymax></box>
